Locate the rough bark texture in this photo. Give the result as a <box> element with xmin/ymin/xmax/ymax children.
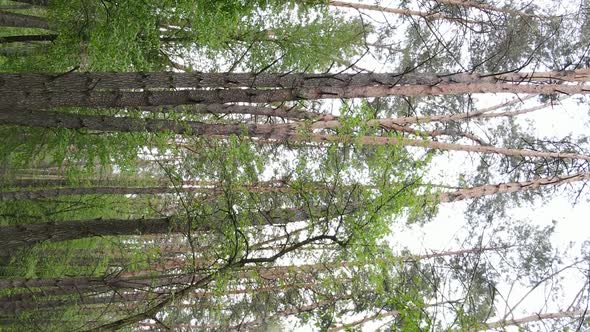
<box><xmin>3</xmin><ymin>110</ymin><xmax>590</xmax><ymax>162</ymax></box>
<box><xmin>0</xmin><ymin>109</ymin><xmax>296</xmax><ymax>138</ymax></box>
<box><xmin>438</xmin><ymin>173</ymin><xmax>590</xmax><ymax>202</ymax></box>
<box><xmin>0</xmin><ymin>11</ymin><xmax>49</xmax><ymax>29</ymax></box>
<box><xmin>0</xmin><ymin>217</ymin><xmax>181</xmax><ymax>251</ymax></box>
<box><xmin>140</xmin><ymin>103</ymin><xmax>324</xmax><ymax>120</ymax></box>
<box><xmin>1</xmin><ymin>70</ymin><xmax>589</xmax><ymax>93</ymax></box>
<box><xmin>3</xmin><ymin>82</ymin><xmax>590</xmax><ymax>111</ymax></box>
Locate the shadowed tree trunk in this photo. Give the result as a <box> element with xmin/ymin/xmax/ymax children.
<box><xmin>0</xmin><ymin>34</ymin><xmax>56</xmax><ymax>44</ymax></box>
<box><xmin>3</xmin><ymin>82</ymin><xmax>589</xmax><ymax>110</ymax></box>
<box><xmin>0</xmin><ymin>217</ymin><xmax>181</xmax><ymax>251</ymax></box>
<box><xmin>11</xmin><ymin>0</ymin><xmax>49</xmax><ymax>6</ymax></box>
<box><xmin>0</xmin><ymin>11</ymin><xmax>49</xmax><ymax>29</ymax></box>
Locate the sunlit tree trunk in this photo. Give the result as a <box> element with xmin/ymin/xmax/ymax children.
<box><xmin>438</xmin><ymin>172</ymin><xmax>590</xmax><ymax>202</ymax></box>
<box><xmin>329</xmin><ymin>0</ymin><xmax>479</xmax><ymax>24</ymax></box>
<box><xmin>477</xmin><ymin>310</ymin><xmax>588</xmax><ymax>331</ymax></box>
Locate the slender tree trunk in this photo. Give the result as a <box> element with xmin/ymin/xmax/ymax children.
<box><xmin>438</xmin><ymin>172</ymin><xmax>590</xmax><ymax>202</ymax></box>
<box><xmin>0</xmin><ymin>186</ymin><xmax>198</xmax><ymax>201</ymax></box>
<box><xmin>329</xmin><ymin>310</ymin><xmax>399</xmax><ymax>332</ymax></box>
<box><xmin>312</xmin><ymin>134</ymin><xmax>590</xmax><ymax>161</ymax></box>
<box><xmin>477</xmin><ymin>310</ymin><xmax>588</xmax><ymax>330</ymax></box>
<box><xmin>433</xmin><ymin>0</ymin><xmax>545</xmax><ymax>18</ymax></box>
<box><xmin>139</xmin><ymin>103</ymin><xmax>324</xmax><ymax>120</ymax></box>
<box><xmin>363</xmin><ymin>95</ymin><xmax>554</xmax><ymax>126</ymax></box>
<box><xmin>0</xmin><ymin>11</ymin><xmax>49</xmax><ymax>29</ymax></box>
<box><xmin>0</xmin><ymin>179</ymin><xmax>306</xmax><ymax>200</ymax></box>
<box><xmin>0</xmin><ymin>291</ymin><xmax>149</xmax><ymax>315</ymax></box>
<box><xmin>0</xmin><ymin>34</ymin><xmax>56</xmax><ymax>44</ymax></box>
<box><xmin>329</xmin><ymin>0</ymin><xmax>479</xmax><ymax>24</ymax></box>
<box><xmin>4</xmin><ymin>110</ymin><xmax>590</xmax><ymax>162</ymax></box>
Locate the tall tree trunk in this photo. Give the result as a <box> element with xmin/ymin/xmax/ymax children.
<box><xmin>0</xmin><ymin>34</ymin><xmax>56</xmax><ymax>44</ymax></box>
<box><xmin>0</xmin><ymin>5</ymin><xmax>33</xmax><ymax>10</ymax></box>
<box><xmin>0</xmin><ymin>11</ymin><xmax>49</xmax><ymax>29</ymax></box>
<box><xmin>366</xmin><ymin>95</ymin><xmax>558</xmax><ymax>126</ymax></box>
<box><xmin>139</xmin><ymin>103</ymin><xmax>324</xmax><ymax>120</ymax></box>
<box><xmin>3</xmin><ymin>110</ymin><xmax>590</xmax><ymax>162</ymax></box>
<box><xmin>11</xmin><ymin>0</ymin><xmax>49</xmax><ymax>6</ymax></box>
<box><xmin>433</xmin><ymin>0</ymin><xmax>544</xmax><ymax>18</ymax></box>
<box><xmin>0</xmin><ymin>186</ymin><xmax>191</xmax><ymax>201</ymax></box>
<box><xmin>329</xmin><ymin>0</ymin><xmax>479</xmax><ymax>24</ymax></box>
<box><xmin>477</xmin><ymin>310</ymin><xmax>588</xmax><ymax>330</ymax></box>
<box><xmin>0</xmin><ymin>217</ymin><xmax>182</xmax><ymax>251</ymax></box>
<box><xmin>1</xmin><ymin>70</ymin><xmax>587</xmax><ymax>92</ymax></box>
<box><xmin>0</xmin><ymin>203</ymin><xmax>331</xmax><ymax>250</ymax></box>
<box><xmin>4</xmin><ymin>82</ymin><xmax>589</xmax><ymax>110</ymax></box>
<box><xmin>312</xmin><ymin>134</ymin><xmax>590</xmax><ymax>161</ymax></box>
<box><xmin>438</xmin><ymin>172</ymin><xmax>590</xmax><ymax>202</ymax></box>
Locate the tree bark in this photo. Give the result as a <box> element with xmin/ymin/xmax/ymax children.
<box><xmin>0</xmin><ymin>202</ymin><xmax>332</xmax><ymax>251</ymax></box>
<box><xmin>433</xmin><ymin>0</ymin><xmax>544</xmax><ymax>18</ymax></box>
<box><xmin>139</xmin><ymin>103</ymin><xmax>324</xmax><ymax>120</ymax></box>
<box><xmin>312</xmin><ymin>134</ymin><xmax>590</xmax><ymax>161</ymax></box>
<box><xmin>0</xmin><ymin>217</ymin><xmax>182</xmax><ymax>251</ymax></box>
<box><xmin>0</xmin><ymin>34</ymin><xmax>56</xmax><ymax>44</ymax></box>
<box><xmin>4</xmin><ymin>82</ymin><xmax>589</xmax><ymax>110</ymax></box>
<box><xmin>11</xmin><ymin>0</ymin><xmax>49</xmax><ymax>6</ymax></box>
<box><xmin>0</xmin><ymin>11</ymin><xmax>49</xmax><ymax>29</ymax></box>
<box><xmin>477</xmin><ymin>310</ymin><xmax>588</xmax><ymax>330</ymax></box>
<box><xmin>439</xmin><ymin>172</ymin><xmax>590</xmax><ymax>202</ymax></box>
<box><xmin>1</xmin><ymin>70</ymin><xmax>588</xmax><ymax>93</ymax></box>
<box><xmin>3</xmin><ymin>110</ymin><xmax>590</xmax><ymax>162</ymax></box>
<box><xmin>0</xmin><ymin>186</ymin><xmax>192</xmax><ymax>201</ymax></box>
<box><xmin>329</xmin><ymin>0</ymin><xmax>479</xmax><ymax>24</ymax></box>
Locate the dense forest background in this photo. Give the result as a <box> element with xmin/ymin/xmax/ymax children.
<box><xmin>0</xmin><ymin>0</ymin><xmax>589</xmax><ymax>331</ymax></box>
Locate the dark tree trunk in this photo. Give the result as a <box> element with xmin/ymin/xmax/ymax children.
<box><xmin>0</xmin><ymin>217</ymin><xmax>181</xmax><ymax>251</ymax></box>
<box><xmin>0</xmin><ymin>34</ymin><xmax>56</xmax><ymax>44</ymax></box>
<box><xmin>11</xmin><ymin>0</ymin><xmax>50</xmax><ymax>6</ymax></box>
<box><xmin>3</xmin><ymin>84</ymin><xmax>589</xmax><ymax>111</ymax></box>
<box><xmin>0</xmin><ymin>11</ymin><xmax>49</xmax><ymax>29</ymax></box>
<box><xmin>0</xmin><ymin>109</ymin><xmax>296</xmax><ymax>139</ymax></box>
<box><xmin>141</xmin><ymin>104</ymin><xmax>323</xmax><ymax>120</ymax></box>
<box><xmin>0</xmin><ymin>186</ymin><xmax>191</xmax><ymax>201</ymax></box>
